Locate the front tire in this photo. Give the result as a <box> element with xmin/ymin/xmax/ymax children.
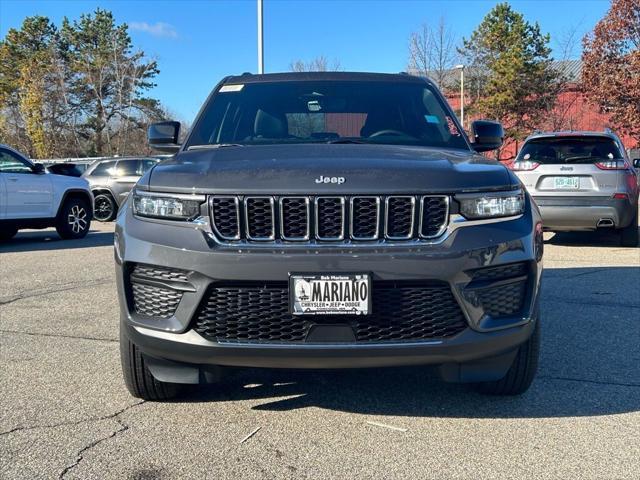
<box><xmin>56</xmin><ymin>197</ymin><xmax>91</xmax><ymax>239</ymax></box>
<box><xmin>619</xmin><ymin>205</ymin><xmax>638</xmax><ymax>247</ymax></box>
<box><xmin>120</xmin><ymin>333</ymin><xmax>183</xmax><ymax>401</ymax></box>
<box><xmin>93</xmin><ymin>193</ymin><xmax>116</xmax><ymax>222</ymax></box>
<box><xmin>474</xmin><ymin>319</ymin><xmax>540</xmax><ymax>395</ymax></box>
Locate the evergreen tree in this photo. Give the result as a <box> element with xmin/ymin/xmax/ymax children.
<box><xmin>459</xmin><ymin>3</ymin><xmax>561</xmax><ymax>155</ymax></box>
<box><xmin>60</xmin><ymin>9</ymin><xmax>160</xmax><ymax>155</ymax></box>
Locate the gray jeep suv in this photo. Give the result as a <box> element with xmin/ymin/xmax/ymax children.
<box><xmin>83</xmin><ymin>157</ymin><xmax>160</xmax><ymax>221</ymax></box>
<box><xmin>116</xmin><ymin>72</ymin><xmax>543</xmax><ymax>400</ymax></box>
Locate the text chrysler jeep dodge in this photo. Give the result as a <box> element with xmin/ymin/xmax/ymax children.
<box><xmin>115</xmin><ymin>72</ymin><xmax>543</xmax><ymax>400</ymax></box>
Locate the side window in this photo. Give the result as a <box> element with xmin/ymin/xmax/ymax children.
<box><xmin>115</xmin><ymin>159</ymin><xmax>141</xmax><ymax>177</ymax></box>
<box><xmin>0</xmin><ymin>150</ymin><xmax>33</xmax><ymax>173</ymax></box>
<box><xmin>140</xmin><ymin>160</ymin><xmax>158</xmax><ymax>173</ymax></box>
<box><xmin>90</xmin><ymin>161</ymin><xmax>117</xmax><ymax>177</ymax></box>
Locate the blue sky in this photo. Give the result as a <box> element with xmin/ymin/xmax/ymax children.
<box><xmin>1</xmin><ymin>0</ymin><xmax>609</xmax><ymax>122</ymax></box>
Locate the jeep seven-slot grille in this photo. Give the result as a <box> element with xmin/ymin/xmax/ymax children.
<box><xmin>209</xmin><ymin>195</ymin><xmax>448</xmax><ymax>243</ymax></box>
<box><xmin>193</xmin><ymin>281</ymin><xmax>467</xmax><ymax>343</ymax></box>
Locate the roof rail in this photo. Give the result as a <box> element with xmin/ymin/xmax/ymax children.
<box><xmin>240</xmin><ymin>72</ymin><xmax>252</xmax><ymax>76</ymax></box>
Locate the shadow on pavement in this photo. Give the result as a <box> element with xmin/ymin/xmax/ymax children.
<box><xmin>545</xmin><ymin>226</ymin><xmax>639</xmax><ymax>248</ymax></box>
<box><xmin>0</xmin><ymin>229</ymin><xmax>114</xmax><ymax>253</ymax></box>
<box><xmin>173</xmin><ymin>266</ymin><xmax>640</xmax><ymax>418</ymax></box>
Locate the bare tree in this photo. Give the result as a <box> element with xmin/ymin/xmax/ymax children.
<box><xmin>546</xmin><ymin>24</ymin><xmax>581</xmax><ymax>131</ymax></box>
<box><xmin>289</xmin><ymin>55</ymin><xmax>342</xmax><ymax>72</ymax></box>
<box><xmin>408</xmin><ymin>17</ymin><xmax>458</xmax><ymax>90</ymax></box>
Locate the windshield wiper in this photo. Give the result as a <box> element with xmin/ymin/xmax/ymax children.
<box><xmin>187</xmin><ymin>143</ymin><xmax>244</xmax><ymax>150</ymax></box>
<box><xmin>325</xmin><ymin>139</ymin><xmax>368</xmax><ymax>144</ymax></box>
<box><xmin>562</xmin><ymin>155</ymin><xmax>597</xmax><ymax>163</ymax></box>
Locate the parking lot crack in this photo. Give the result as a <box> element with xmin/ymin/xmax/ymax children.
<box><xmin>58</xmin><ymin>417</ymin><xmax>129</xmax><ymax>479</ymax></box>
<box><xmin>0</xmin><ymin>400</ymin><xmax>144</xmax><ymax>437</ymax></box>
<box><xmin>0</xmin><ymin>329</ymin><xmax>117</xmax><ymax>344</ymax></box>
<box><xmin>0</xmin><ymin>278</ymin><xmax>112</xmax><ymax>306</ymax></box>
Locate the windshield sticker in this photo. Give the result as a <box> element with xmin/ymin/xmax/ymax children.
<box><xmin>220</xmin><ymin>84</ymin><xmax>244</xmax><ymax>92</ymax></box>
<box><xmin>424</xmin><ymin>115</ymin><xmax>440</xmax><ymax>124</ymax></box>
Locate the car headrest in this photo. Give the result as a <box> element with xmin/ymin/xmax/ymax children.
<box><xmin>254</xmin><ymin>109</ymin><xmax>288</xmax><ymax>138</ymax></box>
<box><xmin>360</xmin><ymin>108</ymin><xmax>403</xmax><ymax>137</ymax></box>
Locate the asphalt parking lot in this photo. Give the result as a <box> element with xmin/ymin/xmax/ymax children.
<box><xmin>1</xmin><ymin>221</ymin><xmax>639</xmax><ymax>480</ymax></box>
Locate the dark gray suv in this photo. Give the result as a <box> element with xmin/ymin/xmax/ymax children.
<box><xmin>116</xmin><ymin>72</ymin><xmax>543</xmax><ymax>400</ymax></box>
<box><xmin>83</xmin><ymin>157</ymin><xmax>160</xmax><ymax>221</ymax></box>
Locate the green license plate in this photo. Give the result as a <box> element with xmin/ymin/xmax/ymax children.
<box><xmin>554</xmin><ymin>177</ymin><xmax>580</xmax><ymax>189</ymax></box>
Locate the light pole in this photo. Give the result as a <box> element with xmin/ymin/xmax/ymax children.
<box><xmin>257</xmin><ymin>0</ymin><xmax>264</xmax><ymax>74</ymax></box>
<box><xmin>455</xmin><ymin>64</ymin><xmax>465</xmax><ymax>128</ymax></box>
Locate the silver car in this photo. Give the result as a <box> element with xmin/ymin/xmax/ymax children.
<box><xmin>512</xmin><ymin>131</ymin><xmax>639</xmax><ymax>246</ymax></box>
<box><xmin>83</xmin><ymin>157</ymin><xmax>160</xmax><ymax>221</ymax></box>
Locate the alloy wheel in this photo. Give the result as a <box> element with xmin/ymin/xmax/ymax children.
<box><xmin>67</xmin><ymin>205</ymin><xmax>88</xmax><ymax>234</ymax></box>
<box><xmin>94</xmin><ymin>197</ymin><xmax>113</xmax><ymax>221</ymax></box>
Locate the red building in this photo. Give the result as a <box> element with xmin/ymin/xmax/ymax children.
<box><xmin>439</xmin><ymin>60</ymin><xmax>638</xmax><ymax>160</ymax></box>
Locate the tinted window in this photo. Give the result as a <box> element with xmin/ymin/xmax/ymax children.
<box><xmin>90</xmin><ymin>160</ymin><xmax>117</xmax><ymax>176</ymax></box>
<box><xmin>115</xmin><ymin>159</ymin><xmax>141</xmax><ymax>176</ymax></box>
<box><xmin>186</xmin><ymin>81</ymin><xmax>467</xmax><ymax>150</ymax></box>
<box><xmin>0</xmin><ymin>149</ymin><xmax>33</xmax><ymax>173</ymax></box>
<box><xmin>48</xmin><ymin>164</ymin><xmax>83</xmax><ymax>177</ymax></box>
<box><xmin>141</xmin><ymin>159</ymin><xmax>158</xmax><ymax>173</ymax></box>
<box><xmin>517</xmin><ymin>137</ymin><xmax>623</xmax><ymax>164</ymax></box>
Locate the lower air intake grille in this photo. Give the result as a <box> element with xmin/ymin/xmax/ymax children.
<box><xmin>131</xmin><ymin>283</ymin><xmax>182</xmax><ymax>318</ymax></box>
<box><xmin>128</xmin><ymin>263</ymin><xmax>189</xmax><ymax>318</ymax></box>
<box><xmin>131</xmin><ymin>264</ymin><xmax>189</xmax><ymax>282</ymax></box>
<box><xmin>475</xmin><ymin>281</ymin><xmax>527</xmax><ymax>317</ymax></box>
<box><xmin>193</xmin><ymin>282</ymin><xmax>467</xmax><ymax>343</ymax></box>
<box><xmin>464</xmin><ymin>262</ymin><xmax>530</xmax><ymax>318</ymax></box>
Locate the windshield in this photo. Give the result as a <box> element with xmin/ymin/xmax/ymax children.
<box><xmin>517</xmin><ymin>136</ymin><xmax>623</xmax><ymax>164</ymax></box>
<box><xmin>185</xmin><ymin>81</ymin><xmax>468</xmax><ymax>150</ymax></box>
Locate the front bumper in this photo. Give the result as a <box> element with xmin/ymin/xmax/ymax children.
<box><xmin>115</xmin><ymin>197</ymin><xmax>542</xmax><ymax>379</ymax></box>
<box><xmin>534</xmin><ymin>196</ymin><xmax>635</xmax><ymax>230</ymax></box>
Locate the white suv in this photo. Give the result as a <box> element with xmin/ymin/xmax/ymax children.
<box><xmin>0</xmin><ymin>145</ymin><xmax>93</xmax><ymax>241</ymax></box>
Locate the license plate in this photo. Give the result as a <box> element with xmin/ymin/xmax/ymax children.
<box><xmin>554</xmin><ymin>177</ymin><xmax>580</xmax><ymax>189</ymax></box>
<box><xmin>290</xmin><ymin>274</ymin><xmax>371</xmax><ymax>315</ymax></box>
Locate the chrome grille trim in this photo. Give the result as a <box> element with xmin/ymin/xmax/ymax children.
<box><xmin>350</xmin><ymin>196</ymin><xmax>380</xmax><ymax>240</ymax></box>
<box><xmin>279</xmin><ymin>197</ymin><xmax>310</xmax><ymax>241</ymax></box>
<box><xmin>244</xmin><ymin>196</ymin><xmax>275</xmax><ymax>241</ymax></box>
<box><xmin>210</xmin><ymin>196</ymin><xmax>241</xmax><ymax>240</ymax></box>
<box><xmin>208</xmin><ymin>194</ymin><xmax>450</xmax><ymax>244</ymax></box>
<box><xmin>384</xmin><ymin>196</ymin><xmax>415</xmax><ymax>240</ymax></box>
<box><xmin>419</xmin><ymin>195</ymin><xmax>450</xmax><ymax>239</ymax></box>
<box><xmin>315</xmin><ymin>196</ymin><xmax>346</xmax><ymax>241</ymax></box>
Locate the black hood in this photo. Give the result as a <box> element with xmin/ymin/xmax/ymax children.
<box><xmin>144</xmin><ymin>144</ymin><xmax>517</xmax><ymax>195</ymax></box>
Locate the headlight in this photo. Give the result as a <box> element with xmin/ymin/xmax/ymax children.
<box><xmin>457</xmin><ymin>189</ymin><xmax>525</xmax><ymax>219</ymax></box>
<box><xmin>132</xmin><ymin>191</ymin><xmax>205</xmax><ymax>220</ymax></box>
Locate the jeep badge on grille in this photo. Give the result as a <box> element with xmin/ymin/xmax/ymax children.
<box><xmin>315</xmin><ymin>175</ymin><xmax>345</xmax><ymax>184</ymax></box>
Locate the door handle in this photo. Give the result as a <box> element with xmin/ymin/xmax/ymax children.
<box><xmin>8</xmin><ymin>177</ymin><xmax>18</xmax><ymax>182</ymax></box>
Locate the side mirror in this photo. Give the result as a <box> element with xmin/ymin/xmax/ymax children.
<box><xmin>148</xmin><ymin>121</ymin><xmax>181</xmax><ymax>153</ymax></box>
<box><xmin>470</xmin><ymin>120</ymin><xmax>504</xmax><ymax>152</ymax></box>
<box><xmin>633</xmin><ymin>158</ymin><xmax>640</xmax><ymax>169</ymax></box>
<box><xmin>32</xmin><ymin>163</ymin><xmax>45</xmax><ymax>174</ymax></box>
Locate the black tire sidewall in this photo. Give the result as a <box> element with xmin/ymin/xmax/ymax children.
<box><xmin>93</xmin><ymin>194</ymin><xmax>116</xmax><ymax>222</ymax></box>
<box><xmin>0</xmin><ymin>227</ymin><xmax>18</xmax><ymax>241</ymax></box>
<box><xmin>620</xmin><ymin>203</ymin><xmax>639</xmax><ymax>247</ymax></box>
